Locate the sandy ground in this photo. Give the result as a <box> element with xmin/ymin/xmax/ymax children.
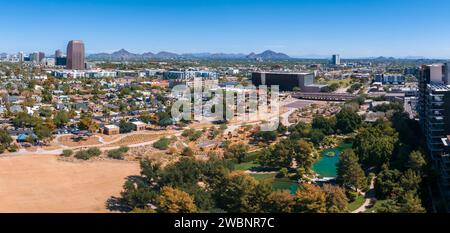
<box><xmin>0</xmin><ymin>155</ymin><xmax>139</xmax><ymax>213</ymax></box>
<box><xmin>58</xmin><ymin>135</ymin><xmax>102</xmax><ymax>147</ymax></box>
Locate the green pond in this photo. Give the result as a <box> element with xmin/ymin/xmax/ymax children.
<box><xmin>313</xmin><ymin>143</ymin><xmax>353</xmax><ymax>178</ymax></box>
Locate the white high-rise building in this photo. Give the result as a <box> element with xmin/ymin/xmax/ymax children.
<box><xmin>18</xmin><ymin>52</ymin><xmax>24</xmax><ymax>62</ymax></box>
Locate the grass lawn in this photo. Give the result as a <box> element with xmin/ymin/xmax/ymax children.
<box><xmin>348</xmin><ymin>195</ymin><xmax>366</xmax><ymax>212</ymax></box>
<box><xmin>234</xmin><ymin>162</ymin><xmax>260</xmax><ymax>171</ymax></box>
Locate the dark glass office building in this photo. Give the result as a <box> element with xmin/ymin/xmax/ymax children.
<box><xmin>251</xmin><ymin>72</ymin><xmax>327</xmax><ymax>92</ymax></box>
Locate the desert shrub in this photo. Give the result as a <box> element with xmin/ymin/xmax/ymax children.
<box><xmin>87</xmin><ymin>147</ymin><xmax>102</xmax><ymax>157</ymax></box>
<box><xmin>75</xmin><ymin>150</ymin><xmax>91</xmax><ymax>160</ymax></box>
<box><xmin>181</xmin><ymin>147</ymin><xmax>194</xmax><ymax>157</ymax></box>
<box><xmin>61</xmin><ymin>149</ymin><xmax>74</xmax><ymax>157</ymax></box>
<box><xmin>118</xmin><ymin>146</ymin><xmax>129</xmax><ymax>153</ymax></box>
<box><xmin>8</xmin><ymin>144</ymin><xmax>19</xmax><ymax>152</ymax></box>
<box><xmin>153</xmin><ymin>137</ymin><xmax>170</xmax><ymax>150</ymax></box>
<box><xmin>108</xmin><ymin>150</ymin><xmax>124</xmax><ymax>160</ymax></box>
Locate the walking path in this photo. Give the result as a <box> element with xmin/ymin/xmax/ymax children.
<box><xmin>2</xmin><ymin>131</ymin><xmax>183</xmax><ymax>157</ymax></box>
<box><xmin>352</xmin><ymin>177</ymin><xmax>376</xmax><ymax>213</ymax></box>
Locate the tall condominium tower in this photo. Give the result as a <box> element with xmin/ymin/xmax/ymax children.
<box><xmin>18</xmin><ymin>52</ymin><xmax>24</xmax><ymax>62</ymax></box>
<box><xmin>418</xmin><ymin>63</ymin><xmax>450</xmax><ymax>207</ymax></box>
<box><xmin>66</xmin><ymin>40</ymin><xmax>85</xmax><ymax>70</ymax></box>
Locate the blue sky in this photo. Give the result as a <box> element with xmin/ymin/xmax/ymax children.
<box><xmin>1</xmin><ymin>0</ymin><xmax>450</xmax><ymax>58</ymax></box>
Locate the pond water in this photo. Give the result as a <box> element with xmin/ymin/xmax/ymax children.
<box><xmin>313</xmin><ymin>143</ymin><xmax>353</xmax><ymax>178</ymax></box>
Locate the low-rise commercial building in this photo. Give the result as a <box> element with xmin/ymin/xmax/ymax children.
<box><xmin>103</xmin><ymin>125</ymin><xmax>120</xmax><ymax>135</ymax></box>
<box><xmin>251</xmin><ymin>72</ymin><xmax>328</xmax><ymax>92</ymax></box>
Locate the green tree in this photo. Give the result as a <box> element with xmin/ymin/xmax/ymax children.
<box><xmin>214</xmin><ymin>172</ymin><xmax>268</xmax><ymax>213</ymax></box>
<box><xmin>336</xmin><ymin>149</ymin><xmax>367</xmax><ymax>191</ymax></box>
<box><xmin>312</xmin><ymin>115</ymin><xmax>336</xmax><ymax>135</ymax></box>
<box><xmin>34</xmin><ymin>124</ymin><xmax>53</xmax><ymax>143</ymax></box>
<box><xmin>139</xmin><ymin>112</ymin><xmax>153</xmax><ymax>124</ymax></box>
<box><xmin>224</xmin><ymin>143</ymin><xmax>249</xmax><ymax>164</ymax></box>
<box><xmin>294</xmin><ymin>184</ymin><xmax>327</xmax><ymax>213</ymax></box>
<box><xmin>0</xmin><ymin>129</ymin><xmax>13</xmax><ymax>149</ymax></box>
<box><xmin>323</xmin><ymin>184</ymin><xmax>349</xmax><ymax>213</ymax></box>
<box><xmin>293</xmin><ymin>140</ymin><xmax>315</xmax><ymax>175</ymax></box>
<box><xmin>259</xmin><ymin>141</ymin><xmax>293</xmax><ymax>168</ymax></box>
<box><xmin>54</xmin><ymin>110</ymin><xmax>69</xmax><ymax>127</ymax></box>
<box><xmin>353</xmin><ymin>123</ymin><xmax>398</xmax><ymax>168</ymax></box>
<box><xmin>157</xmin><ymin>187</ymin><xmax>197</xmax><ymax>213</ymax></box>
<box><xmin>398</xmin><ymin>192</ymin><xmax>426</xmax><ymax>213</ymax></box>
<box><xmin>376</xmin><ymin>199</ymin><xmax>401</xmax><ymax>213</ymax></box>
<box><xmin>78</xmin><ymin>116</ymin><xmax>99</xmax><ymax>133</ymax></box>
<box><xmin>12</xmin><ymin>112</ymin><xmax>37</xmax><ymax>128</ymax></box>
<box><xmin>39</xmin><ymin>107</ymin><xmax>52</xmax><ymax>118</ymax></box>
<box><xmin>119</xmin><ymin>120</ymin><xmax>135</xmax><ymax>134</ymax></box>
<box><xmin>335</xmin><ymin>108</ymin><xmax>362</xmax><ymax>134</ymax></box>
<box><xmin>263</xmin><ymin>190</ymin><xmax>295</xmax><ymax>213</ymax></box>
<box><xmin>310</xmin><ymin>129</ymin><xmax>325</xmax><ymax>146</ymax></box>
<box><xmin>406</xmin><ymin>151</ymin><xmax>427</xmax><ymax>173</ymax></box>
<box><xmin>121</xmin><ymin>179</ymin><xmax>156</xmax><ymax>210</ymax></box>
<box><xmin>375</xmin><ymin>167</ymin><xmax>403</xmax><ymax>200</ymax></box>
<box><xmin>140</xmin><ymin>159</ymin><xmax>162</xmax><ymax>185</ymax></box>
<box><xmin>254</xmin><ymin>130</ymin><xmax>278</xmax><ymax>142</ymax></box>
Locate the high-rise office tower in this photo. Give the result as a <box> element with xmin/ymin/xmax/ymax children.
<box><xmin>38</xmin><ymin>52</ymin><xmax>45</xmax><ymax>63</ymax></box>
<box><xmin>66</xmin><ymin>40</ymin><xmax>85</xmax><ymax>70</ymax></box>
<box><xmin>331</xmin><ymin>54</ymin><xmax>341</xmax><ymax>65</ymax></box>
<box><xmin>29</xmin><ymin>52</ymin><xmax>39</xmax><ymax>63</ymax></box>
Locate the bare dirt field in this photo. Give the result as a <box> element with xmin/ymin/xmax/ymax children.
<box><xmin>0</xmin><ymin>155</ymin><xmax>139</xmax><ymax>213</ymax></box>
<box><xmin>58</xmin><ymin>135</ymin><xmax>102</xmax><ymax>147</ymax></box>
<box><xmin>104</xmin><ymin>132</ymin><xmax>174</xmax><ymax>148</ymax></box>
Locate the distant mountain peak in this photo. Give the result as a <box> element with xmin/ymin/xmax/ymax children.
<box><xmin>112</xmin><ymin>49</ymin><xmax>134</xmax><ymax>55</ymax></box>
<box><xmin>87</xmin><ymin>49</ymin><xmax>291</xmax><ymax>60</ymax></box>
<box><xmin>247</xmin><ymin>50</ymin><xmax>291</xmax><ymax>60</ymax></box>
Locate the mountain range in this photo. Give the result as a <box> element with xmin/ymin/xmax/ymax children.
<box><xmin>87</xmin><ymin>49</ymin><xmax>292</xmax><ymax>60</ymax></box>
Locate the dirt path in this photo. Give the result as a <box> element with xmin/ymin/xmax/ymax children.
<box><xmin>0</xmin><ymin>155</ymin><xmax>139</xmax><ymax>213</ymax></box>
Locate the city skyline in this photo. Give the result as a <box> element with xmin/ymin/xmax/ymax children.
<box><xmin>1</xmin><ymin>0</ymin><xmax>450</xmax><ymax>58</ymax></box>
